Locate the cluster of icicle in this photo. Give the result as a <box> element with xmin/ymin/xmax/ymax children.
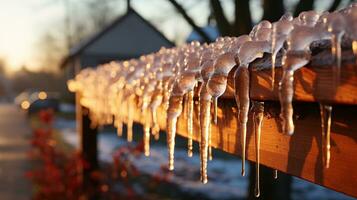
<box><xmin>68</xmin><ymin>4</ymin><xmax>357</xmax><ymax>197</ymax></box>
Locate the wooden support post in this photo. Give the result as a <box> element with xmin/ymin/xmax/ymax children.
<box><xmin>248</xmin><ymin>163</ymin><xmax>292</xmax><ymax>200</ymax></box>
<box><xmin>76</xmin><ymin>93</ymin><xmax>99</xmax><ymax>194</ymax></box>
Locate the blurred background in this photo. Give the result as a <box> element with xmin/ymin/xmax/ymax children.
<box><xmin>0</xmin><ymin>0</ymin><xmax>356</xmax><ymax>200</ymax></box>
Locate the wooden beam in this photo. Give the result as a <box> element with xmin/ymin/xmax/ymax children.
<box><xmin>144</xmin><ymin>101</ymin><xmax>357</xmax><ymax>198</ymax></box>
<box><xmin>223</xmin><ymin>49</ymin><xmax>357</xmax><ymax>104</ymax></box>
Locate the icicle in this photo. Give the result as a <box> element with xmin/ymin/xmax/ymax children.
<box><xmin>213</xmin><ymin>97</ymin><xmax>218</xmax><ymax>124</ymax></box>
<box><xmin>198</xmin><ymin>57</ymin><xmax>214</xmax><ymax>183</ymax></box>
<box><xmin>167</xmin><ymin>116</ymin><xmax>177</xmax><ymax>170</ymax></box>
<box><xmin>115</xmin><ymin>92</ymin><xmax>123</xmax><ymax>137</ymax></box>
<box><xmin>150</xmin><ymin>90</ymin><xmax>163</xmax><ymax>140</ymax></box>
<box><xmin>270</xmin><ymin>14</ymin><xmax>293</xmax><ymax>90</ymax></box>
<box><xmin>252</xmin><ymin>101</ymin><xmax>264</xmax><ymax>198</ymax></box>
<box><xmin>279</xmin><ymin>12</ymin><xmax>324</xmax><ymax>135</ymax></box>
<box><xmin>353</xmin><ymin>41</ymin><xmax>357</xmax><ymax>59</ymax></box>
<box><xmin>319</xmin><ymin>103</ymin><xmax>333</xmax><ymax>168</ymax></box>
<box><xmin>144</xmin><ymin>108</ymin><xmax>151</xmax><ymax>157</ymax></box>
<box><xmin>187</xmin><ymin>90</ymin><xmax>194</xmax><ymax>157</ymax></box>
<box><xmin>233</xmin><ymin>22</ymin><xmax>272</xmax><ymax>175</ymax></box>
<box><xmin>271</xmin><ymin>49</ymin><xmax>277</xmax><ymax>90</ymax></box>
<box><xmin>343</xmin><ymin>5</ymin><xmax>357</xmax><ymax>70</ymax></box>
<box><xmin>208</xmin><ymin>117</ymin><xmax>213</xmax><ymax>161</ymax></box>
<box><xmin>324</xmin><ymin>12</ymin><xmax>346</xmax><ymax>85</ymax></box>
<box><xmin>127</xmin><ymin>96</ymin><xmax>134</xmax><ymax>142</ymax></box>
<box><xmin>274</xmin><ymin>170</ymin><xmax>278</xmax><ymax>179</ymax></box>
<box><xmin>271</xmin><ymin>24</ymin><xmax>280</xmax><ymax>90</ymax></box>
<box><xmin>199</xmin><ymin>92</ymin><xmax>211</xmax><ymax>184</ymax></box>
<box><xmin>279</xmin><ymin>53</ymin><xmax>313</xmax><ymax>135</ymax></box>
<box><xmin>331</xmin><ymin>34</ymin><xmax>342</xmax><ymax>84</ymax></box>
<box><xmin>166</xmin><ymin>95</ymin><xmax>183</xmax><ymax>170</ymax></box>
<box><xmin>234</xmin><ymin>66</ymin><xmax>250</xmax><ymax>176</ymax></box>
<box><xmin>278</xmin><ymin>63</ymin><xmax>295</xmax><ymax>135</ymax></box>
<box><xmin>151</xmin><ymin>106</ymin><xmax>160</xmax><ymax>140</ymax></box>
<box><xmin>116</xmin><ymin>117</ymin><xmax>123</xmax><ymax>137</ymax></box>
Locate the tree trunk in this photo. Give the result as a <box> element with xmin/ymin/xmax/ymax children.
<box><xmin>248</xmin><ymin>163</ymin><xmax>292</xmax><ymax>200</ymax></box>
<box><xmin>233</xmin><ymin>0</ymin><xmax>252</xmax><ymax>36</ymax></box>
<box><xmin>293</xmin><ymin>0</ymin><xmax>315</xmax><ymax>17</ymax></box>
<box><xmin>210</xmin><ymin>0</ymin><xmax>232</xmax><ymax>36</ymax></box>
<box><xmin>262</xmin><ymin>0</ymin><xmax>285</xmax><ymax>22</ymax></box>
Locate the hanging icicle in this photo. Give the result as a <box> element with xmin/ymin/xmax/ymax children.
<box><xmin>252</xmin><ymin>101</ymin><xmax>264</xmax><ymax>198</ymax></box>
<box><xmin>271</xmin><ymin>14</ymin><xmax>293</xmax><ymax>90</ymax></box>
<box><xmin>187</xmin><ymin>90</ymin><xmax>194</xmax><ymax>157</ymax></box>
<box><xmin>199</xmin><ymin>50</ymin><xmax>215</xmax><ymax>183</ymax></box>
<box><xmin>319</xmin><ymin>103</ymin><xmax>333</xmax><ymax>168</ymax></box>
<box><xmin>235</xmin><ymin>21</ymin><xmax>272</xmax><ymax>176</ymax></box>
<box><xmin>279</xmin><ymin>11</ymin><xmax>329</xmax><ymax>135</ymax></box>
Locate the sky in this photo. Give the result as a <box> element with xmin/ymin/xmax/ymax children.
<box><xmin>0</xmin><ymin>0</ymin><xmax>345</xmax><ymax>72</ymax></box>
<box><xmin>0</xmin><ymin>0</ymin><xmax>247</xmax><ymax>72</ymax></box>
<box><xmin>0</xmin><ymin>0</ymin><xmax>65</xmax><ymax>71</ymax></box>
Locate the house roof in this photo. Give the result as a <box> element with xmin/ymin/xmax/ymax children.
<box><xmin>60</xmin><ymin>8</ymin><xmax>175</xmax><ymax>68</ymax></box>
<box><xmin>186</xmin><ymin>25</ymin><xmax>220</xmax><ymax>43</ymax></box>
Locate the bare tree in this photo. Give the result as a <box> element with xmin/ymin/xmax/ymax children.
<box><xmin>168</xmin><ymin>0</ymin><xmax>344</xmax><ymax>37</ymax></box>
<box><xmin>36</xmin><ymin>0</ymin><xmax>120</xmax><ymax>72</ymax></box>
<box><xmin>168</xmin><ymin>0</ymin><xmax>212</xmax><ymax>42</ymax></box>
<box><xmin>85</xmin><ymin>0</ymin><xmax>117</xmax><ymax>31</ymax></box>
<box><xmin>36</xmin><ymin>32</ymin><xmax>67</xmax><ymax>72</ymax></box>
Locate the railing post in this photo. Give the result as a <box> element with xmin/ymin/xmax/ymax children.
<box><xmin>76</xmin><ymin>92</ymin><xmax>99</xmax><ymax>193</ymax></box>
<box><xmin>248</xmin><ymin>163</ymin><xmax>292</xmax><ymax>200</ymax></box>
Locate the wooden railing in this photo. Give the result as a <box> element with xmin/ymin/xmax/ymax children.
<box><xmin>75</xmin><ymin>47</ymin><xmax>357</xmax><ymax>198</ymax></box>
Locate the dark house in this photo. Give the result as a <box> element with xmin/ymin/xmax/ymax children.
<box><xmin>61</xmin><ymin>8</ymin><xmax>174</xmax><ymax>77</ymax></box>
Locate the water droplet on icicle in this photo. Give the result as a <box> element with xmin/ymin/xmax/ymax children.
<box><xmin>319</xmin><ymin>103</ymin><xmax>333</xmax><ymax>168</ymax></box>
<box><xmin>252</xmin><ymin>101</ymin><xmax>264</xmax><ymax>198</ymax></box>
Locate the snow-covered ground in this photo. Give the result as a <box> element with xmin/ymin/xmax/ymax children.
<box><xmin>54</xmin><ymin>118</ymin><xmax>355</xmax><ymax>200</ymax></box>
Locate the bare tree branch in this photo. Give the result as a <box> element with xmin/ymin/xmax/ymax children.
<box><xmin>293</xmin><ymin>0</ymin><xmax>314</xmax><ymax>17</ymax></box>
<box><xmin>209</xmin><ymin>0</ymin><xmax>231</xmax><ymax>36</ymax></box>
<box><xmin>233</xmin><ymin>0</ymin><xmax>252</xmax><ymax>36</ymax></box>
<box><xmin>328</xmin><ymin>0</ymin><xmax>342</xmax><ymax>12</ymax></box>
<box><xmin>262</xmin><ymin>0</ymin><xmax>285</xmax><ymax>22</ymax></box>
<box><xmin>167</xmin><ymin>0</ymin><xmax>212</xmax><ymax>42</ymax></box>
